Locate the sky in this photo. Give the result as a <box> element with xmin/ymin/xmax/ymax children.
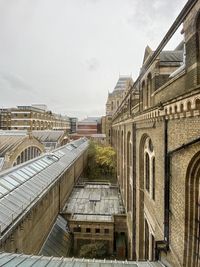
<box><xmin>0</xmin><ymin>0</ymin><xmax>187</xmax><ymax>119</ymax></box>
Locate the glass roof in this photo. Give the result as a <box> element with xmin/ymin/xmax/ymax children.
<box><xmin>0</xmin><ymin>252</ymin><xmax>162</xmax><ymax>266</ymax></box>
<box><xmin>0</xmin><ymin>138</ymin><xmax>88</xmax><ymax>234</ymax></box>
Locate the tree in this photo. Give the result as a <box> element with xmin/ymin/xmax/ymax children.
<box><xmin>79</xmin><ymin>241</ymin><xmax>107</xmax><ymax>258</ymax></box>
<box><xmin>86</xmin><ymin>141</ymin><xmax>116</xmax><ymax>179</ymax></box>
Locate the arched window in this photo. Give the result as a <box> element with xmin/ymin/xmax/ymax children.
<box><xmin>187</xmin><ymin>101</ymin><xmax>192</xmax><ymax>111</ymax></box>
<box><xmin>180</xmin><ymin>103</ymin><xmax>184</xmax><ymax>113</ymax></box>
<box><xmin>111</xmin><ymin>101</ymin><xmax>114</xmax><ymax>111</ymax></box>
<box><xmin>196</xmin><ymin>13</ymin><xmax>200</xmax><ymax>61</ymax></box>
<box><xmin>142</xmin><ymin>81</ymin><xmax>146</xmax><ymax>110</ymax></box>
<box><xmin>127</xmin><ymin>132</ymin><xmax>132</xmax><ymax>211</ymax></box>
<box><xmin>195</xmin><ymin>98</ymin><xmax>200</xmax><ymax>109</ymax></box>
<box><xmin>144</xmin><ymin>137</ymin><xmax>155</xmax><ymax>199</ymax></box>
<box><xmin>145</xmin><ymin>153</ymin><xmax>150</xmax><ymax>192</ymax></box>
<box><xmin>147</xmin><ymin>73</ymin><xmax>152</xmax><ymax>107</ymax></box>
<box><xmin>152</xmin><ymin>157</ymin><xmax>155</xmax><ymax>200</ymax></box>
<box><xmin>184</xmin><ymin>152</ymin><xmax>200</xmax><ymax>266</ymax></box>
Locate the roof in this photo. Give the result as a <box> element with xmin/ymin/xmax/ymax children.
<box><xmin>79</xmin><ymin>117</ymin><xmax>101</xmax><ymax>124</ymax></box>
<box><xmin>91</xmin><ymin>134</ymin><xmax>106</xmax><ymax>138</ymax></box>
<box><xmin>113</xmin><ymin>76</ymin><xmax>132</xmax><ymax>92</ymax></box>
<box><xmin>0</xmin><ymin>138</ymin><xmax>88</xmax><ymax>236</ymax></box>
<box><xmin>0</xmin><ymin>135</ymin><xmax>28</xmax><ymax>157</ymax></box>
<box><xmin>39</xmin><ymin>215</ymin><xmax>72</xmax><ymax>257</ymax></box>
<box><xmin>159</xmin><ymin>50</ymin><xmax>183</xmax><ymax>63</ymax></box>
<box><xmin>0</xmin><ymin>252</ymin><xmax>163</xmax><ymax>266</ymax></box>
<box><xmin>32</xmin><ymin>130</ymin><xmax>67</xmax><ymax>143</ymax></box>
<box><xmin>64</xmin><ymin>184</ymin><xmax>124</xmax><ymax>222</ymax></box>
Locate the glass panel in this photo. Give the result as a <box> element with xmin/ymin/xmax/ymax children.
<box><xmin>10</xmin><ymin>172</ymin><xmax>26</xmax><ymax>182</ymax></box>
<box><xmin>34</xmin><ymin>161</ymin><xmax>46</xmax><ymax>169</ymax></box>
<box><xmin>24</xmin><ymin>166</ymin><xmax>37</xmax><ymax>175</ymax></box>
<box><xmin>0</xmin><ymin>203</ymin><xmax>14</xmax><ymax>216</ymax></box>
<box><xmin>30</xmin><ymin>163</ymin><xmax>43</xmax><ymax>171</ymax></box>
<box><xmin>0</xmin><ymin>185</ymin><xmax>8</xmax><ymax>195</ymax></box>
<box><xmin>0</xmin><ymin>179</ymin><xmax>15</xmax><ymax>190</ymax></box>
<box><xmin>8</xmin><ymin>193</ymin><xmax>25</xmax><ymax>206</ymax></box>
<box><xmin>16</xmin><ymin>170</ymin><xmax>30</xmax><ymax>179</ymax></box>
<box><xmin>15</xmin><ymin>187</ymin><xmax>34</xmax><ymax>200</ymax></box>
<box><xmin>37</xmin><ymin>160</ymin><xmax>48</xmax><ymax>168</ymax></box>
<box><xmin>1</xmin><ymin>197</ymin><xmax>20</xmax><ymax>211</ymax></box>
<box><xmin>20</xmin><ymin>168</ymin><xmax>33</xmax><ymax>178</ymax></box>
<box><xmin>4</xmin><ymin>176</ymin><xmax>20</xmax><ymax>187</ymax></box>
<box><xmin>42</xmin><ymin>158</ymin><xmax>52</xmax><ymax>164</ymax></box>
<box><xmin>21</xmin><ymin>183</ymin><xmax>38</xmax><ymax>195</ymax></box>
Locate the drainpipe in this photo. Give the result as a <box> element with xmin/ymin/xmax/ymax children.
<box><xmin>156</xmin><ymin>119</ymin><xmax>200</xmax><ymax>260</ymax></box>
<box><xmin>164</xmin><ymin>118</ymin><xmax>170</xmax><ymax>244</ymax></box>
<box><xmin>132</xmin><ymin>122</ymin><xmax>136</xmax><ymax>260</ymax></box>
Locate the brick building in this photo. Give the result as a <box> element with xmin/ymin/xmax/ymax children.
<box><xmin>105</xmin><ymin>76</ymin><xmax>133</xmax><ymax>144</ymax></box>
<box><xmin>109</xmin><ymin>1</ymin><xmax>200</xmax><ymax>266</ymax></box>
<box><xmin>0</xmin><ymin>105</ymin><xmax>70</xmax><ymax>132</ymax></box>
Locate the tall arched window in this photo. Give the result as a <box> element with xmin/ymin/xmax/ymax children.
<box><xmin>152</xmin><ymin>157</ymin><xmax>155</xmax><ymax>200</ymax></box>
<box><xmin>142</xmin><ymin>81</ymin><xmax>146</xmax><ymax>110</ymax></box>
<box><xmin>147</xmin><ymin>73</ymin><xmax>152</xmax><ymax>107</ymax></box>
<box><xmin>144</xmin><ymin>137</ymin><xmax>155</xmax><ymax>199</ymax></box>
<box><xmin>184</xmin><ymin>152</ymin><xmax>200</xmax><ymax>267</ymax></box>
<box><xmin>145</xmin><ymin>153</ymin><xmax>150</xmax><ymax>191</ymax></box>
<box><xmin>196</xmin><ymin>14</ymin><xmax>200</xmax><ymax>61</ymax></box>
<box><xmin>127</xmin><ymin>132</ymin><xmax>132</xmax><ymax>211</ymax></box>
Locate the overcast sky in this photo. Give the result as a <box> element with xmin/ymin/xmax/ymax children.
<box><xmin>0</xmin><ymin>0</ymin><xmax>187</xmax><ymax>119</ymax></box>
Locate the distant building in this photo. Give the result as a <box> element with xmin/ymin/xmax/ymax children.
<box><xmin>32</xmin><ymin>130</ymin><xmax>69</xmax><ymax>151</ymax></box>
<box><xmin>105</xmin><ymin>76</ymin><xmax>133</xmax><ymax>144</ymax></box>
<box><xmin>77</xmin><ymin>117</ymin><xmax>102</xmax><ymax>136</ymax></box>
<box><xmin>0</xmin><ymin>105</ymin><xmax>70</xmax><ymax>132</ymax></box>
<box><xmin>70</xmin><ymin>117</ymin><xmax>103</xmax><ymax>142</ymax></box>
<box><xmin>0</xmin><ymin>130</ymin><xmax>45</xmax><ymax>171</ymax></box>
<box><xmin>69</xmin><ymin>117</ymin><xmax>78</xmax><ymax>133</ymax></box>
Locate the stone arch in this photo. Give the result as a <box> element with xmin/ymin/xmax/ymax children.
<box><xmin>6</xmin><ymin>137</ymin><xmax>45</xmax><ymax>169</ymax></box>
<box><xmin>184</xmin><ymin>151</ymin><xmax>200</xmax><ymax>267</ymax></box>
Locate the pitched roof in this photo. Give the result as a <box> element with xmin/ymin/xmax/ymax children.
<box><xmin>159</xmin><ymin>50</ymin><xmax>183</xmax><ymax>62</ymax></box>
<box><xmin>0</xmin><ymin>138</ymin><xmax>88</xmax><ymax>235</ymax></box>
<box><xmin>113</xmin><ymin>76</ymin><xmax>132</xmax><ymax>92</ymax></box>
<box><xmin>32</xmin><ymin>130</ymin><xmax>66</xmax><ymax>143</ymax></box>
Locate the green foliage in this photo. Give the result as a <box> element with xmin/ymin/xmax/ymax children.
<box><xmin>79</xmin><ymin>241</ymin><xmax>107</xmax><ymax>258</ymax></box>
<box><xmin>86</xmin><ymin>141</ymin><xmax>116</xmax><ymax>179</ymax></box>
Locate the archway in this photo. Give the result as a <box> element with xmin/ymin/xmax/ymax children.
<box><xmin>184</xmin><ymin>151</ymin><xmax>200</xmax><ymax>267</ymax></box>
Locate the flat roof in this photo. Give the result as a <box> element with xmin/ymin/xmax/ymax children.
<box><xmin>64</xmin><ymin>184</ymin><xmax>124</xmax><ymax>222</ymax></box>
